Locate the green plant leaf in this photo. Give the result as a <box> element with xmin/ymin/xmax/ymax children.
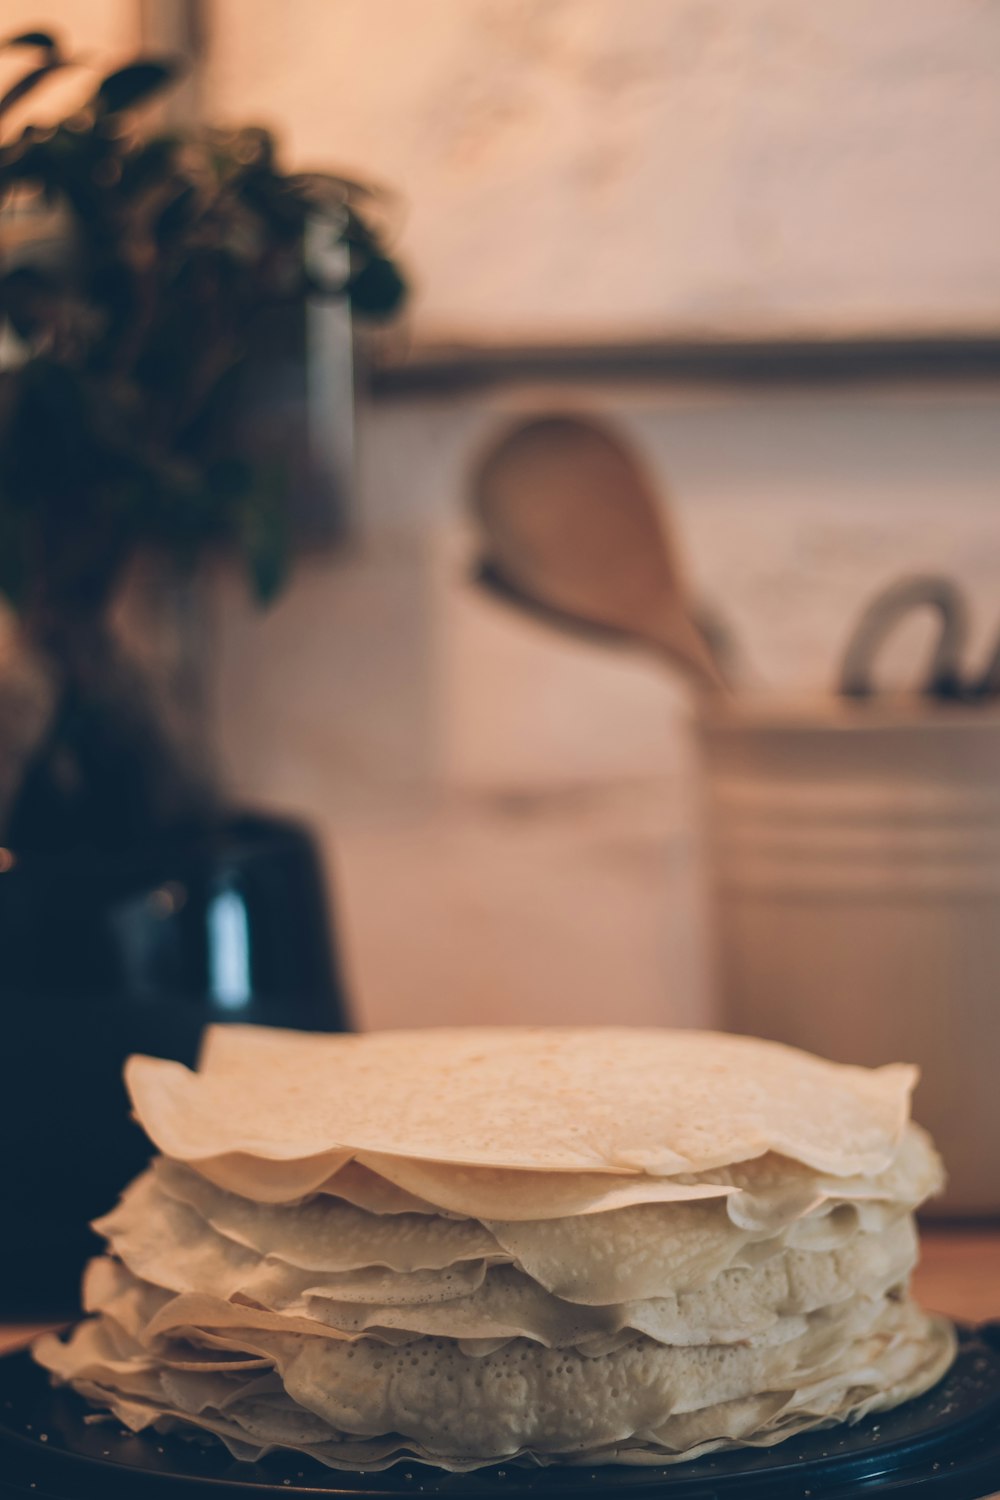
<box><xmin>0</xmin><ymin>38</ymin><xmax>404</xmax><ymax>617</ymax></box>
<box><xmin>346</xmin><ymin>254</ymin><xmax>407</xmax><ymax>317</ymax></box>
<box><xmin>118</xmin><ymin>134</ymin><xmax>178</xmax><ymax>195</ymax></box>
<box><xmin>205</xmin><ymin>455</ymin><xmax>254</xmax><ymax>503</ymax></box>
<box><xmin>0</xmin><ymin>61</ymin><xmax>68</xmax><ymax>119</ymax></box>
<box><xmin>3</xmin><ymin>32</ymin><xmax>60</xmax><ymax>57</ymax></box>
<box><xmin>94</xmin><ymin>59</ymin><xmax>180</xmax><ymax>116</ymax></box>
<box><xmin>0</xmin><ymin>128</ymin><xmax>102</xmax><ymax>221</ymax></box>
<box><xmin>232</xmin><ymin>464</ymin><xmax>290</xmax><ymax>605</ymax></box>
<box><xmin>237</xmin><ymin>168</ymin><xmax>307</xmax><ymax>240</ymax></box>
<box><xmin>0</xmin><ymin>266</ymin><xmax>63</xmax><ymax>341</ymax></box>
<box><xmin>247</xmin><ymin>526</ymin><xmax>290</xmax><ymax>604</ymax></box>
<box><xmin>154</xmin><ymin>182</ymin><xmax>197</xmax><ymax>245</ymax></box>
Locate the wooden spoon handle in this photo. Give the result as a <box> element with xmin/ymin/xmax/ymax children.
<box><xmin>648</xmin><ymin>609</ymin><xmax>730</xmax><ymax>694</ymax></box>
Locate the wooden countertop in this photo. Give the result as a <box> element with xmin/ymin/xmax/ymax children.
<box><xmin>910</xmin><ymin>1225</ymin><xmax>1000</xmax><ymax>1325</ymax></box>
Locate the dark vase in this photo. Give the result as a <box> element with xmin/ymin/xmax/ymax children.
<box><xmin>0</xmin><ymin>812</ymin><xmax>350</xmax><ymax>1317</ymax></box>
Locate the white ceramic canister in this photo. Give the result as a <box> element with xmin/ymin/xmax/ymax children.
<box><xmin>697</xmin><ymin>698</ymin><xmax>1000</xmax><ymax>1216</ymax></box>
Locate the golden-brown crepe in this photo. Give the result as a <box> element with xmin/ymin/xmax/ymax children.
<box><xmin>36</xmin><ymin>1026</ymin><xmax>954</xmax><ymax>1472</ymax></box>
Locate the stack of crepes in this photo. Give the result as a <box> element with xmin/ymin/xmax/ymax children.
<box><xmin>36</xmin><ymin>1026</ymin><xmax>955</xmax><ymax>1472</ymax></box>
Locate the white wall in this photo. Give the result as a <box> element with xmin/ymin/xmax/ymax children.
<box><xmin>24</xmin><ymin>1</ymin><xmax>998</xmax><ymax>1034</ymax></box>
<box><xmin>213</xmin><ymin>379</ymin><xmax>1000</xmax><ymax>1031</ymax></box>
<box><xmin>204</xmin><ymin>0</ymin><xmax>1000</xmax><ymax>344</ymax></box>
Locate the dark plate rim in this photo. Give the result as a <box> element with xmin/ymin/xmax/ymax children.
<box><xmin>2</xmin><ymin>1324</ymin><xmax>1000</xmax><ymax>1497</ymax></box>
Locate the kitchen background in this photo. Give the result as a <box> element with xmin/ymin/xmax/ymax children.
<box><xmin>5</xmin><ymin>0</ymin><xmax>1000</xmax><ymax>1036</ymax></box>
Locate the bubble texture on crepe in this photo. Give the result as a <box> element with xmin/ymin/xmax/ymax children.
<box><xmin>35</xmin><ymin>1025</ymin><xmax>955</xmax><ymax>1472</ymax></box>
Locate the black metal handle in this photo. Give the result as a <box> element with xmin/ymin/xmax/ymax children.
<box><xmin>838</xmin><ymin>574</ymin><xmax>969</xmax><ymax>700</ymax></box>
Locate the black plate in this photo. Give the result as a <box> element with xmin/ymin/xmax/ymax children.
<box><xmin>2</xmin><ymin>1326</ymin><xmax>1000</xmax><ymax>1500</ymax></box>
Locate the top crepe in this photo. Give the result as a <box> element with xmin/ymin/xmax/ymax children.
<box><xmin>125</xmin><ymin>1026</ymin><xmax>915</xmax><ymax>1181</ymax></box>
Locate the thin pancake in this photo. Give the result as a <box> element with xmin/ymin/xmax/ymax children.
<box><xmin>129</xmin><ymin>1026</ymin><xmax>915</xmax><ymax>1178</ymax></box>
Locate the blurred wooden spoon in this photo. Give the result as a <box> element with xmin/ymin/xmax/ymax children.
<box><xmin>471</xmin><ymin>414</ymin><xmax>729</xmax><ymax>693</ymax></box>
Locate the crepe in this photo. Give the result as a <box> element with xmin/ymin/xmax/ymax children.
<box><xmin>36</xmin><ymin>1025</ymin><xmax>954</xmax><ymax>1472</ymax></box>
<box><xmin>35</xmin><ymin>1295</ymin><xmax>955</xmax><ymax>1470</ymax></box>
<box><xmin>129</xmin><ymin>1025</ymin><xmax>915</xmax><ymax>1182</ymax></box>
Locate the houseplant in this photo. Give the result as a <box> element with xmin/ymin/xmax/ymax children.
<box><xmin>0</xmin><ymin>28</ymin><xmax>404</xmax><ymax>849</ymax></box>
<box><xmin>0</xmin><ymin>30</ymin><xmax>405</xmax><ymax>1309</ymax></box>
